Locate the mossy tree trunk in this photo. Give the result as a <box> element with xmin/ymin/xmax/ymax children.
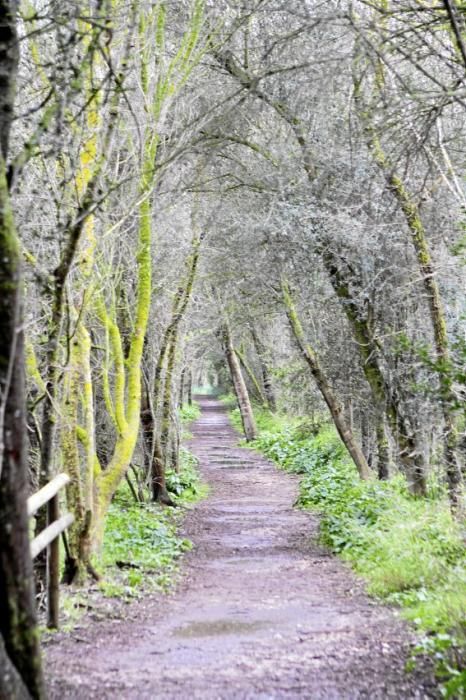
<box><xmin>0</xmin><ymin>2</ymin><xmax>44</xmax><ymax>696</ymax></box>
<box><xmin>92</xmin><ymin>1</ymin><xmax>207</xmax><ymax>546</ymax></box>
<box><xmin>281</xmin><ymin>280</ymin><xmax>371</xmax><ymax>481</ymax></box>
<box><xmin>352</xmin><ymin>24</ymin><xmax>462</xmax><ymax>507</ymax></box>
<box><xmin>148</xmin><ymin>226</ymin><xmax>204</xmax><ymax>503</ymax></box>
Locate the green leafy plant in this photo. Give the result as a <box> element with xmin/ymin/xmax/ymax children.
<box><xmin>179</xmin><ymin>401</ymin><xmax>201</xmax><ymax>424</ymax></box>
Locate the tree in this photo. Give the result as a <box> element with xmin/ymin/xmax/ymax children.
<box><xmin>0</xmin><ymin>1</ymin><xmax>44</xmax><ymax>696</ymax></box>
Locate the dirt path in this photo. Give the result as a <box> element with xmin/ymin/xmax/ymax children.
<box><xmin>46</xmin><ymin>397</ymin><xmax>436</xmax><ymax>698</ymax></box>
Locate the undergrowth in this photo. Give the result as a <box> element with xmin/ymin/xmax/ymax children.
<box><xmin>101</xmin><ymin>402</ymin><xmax>205</xmax><ymax>596</ymax></box>
<box><xmin>101</xmin><ymin>479</ymin><xmax>194</xmax><ymax>597</ymax></box>
<box><xmin>58</xmin><ymin>403</ymin><xmax>205</xmax><ymax>627</ymax></box>
<box><xmin>179</xmin><ymin>401</ymin><xmax>201</xmax><ymax>425</ymax></box>
<box><xmin>242</xmin><ymin>406</ymin><xmax>466</xmax><ymax>698</ymax></box>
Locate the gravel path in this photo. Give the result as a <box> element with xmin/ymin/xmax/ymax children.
<box><xmin>46</xmin><ymin>397</ymin><xmax>437</xmax><ymax>699</ymax></box>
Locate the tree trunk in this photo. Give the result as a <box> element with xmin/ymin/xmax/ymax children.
<box><xmin>0</xmin><ymin>3</ymin><xmax>44</xmax><ymax>696</ymax></box>
<box><xmin>0</xmin><ymin>634</ymin><xmax>30</xmax><ymax>700</ymax></box>
<box><xmin>281</xmin><ymin>280</ymin><xmax>371</xmax><ymax>481</ymax></box>
<box><xmin>187</xmin><ymin>369</ymin><xmax>193</xmax><ymax>405</ymax></box>
<box><xmin>222</xmin><ymin>323</ymin><xmax>258</xmax><ymax>442</ymax></box>
<box><xmin>375</xmin><ymin>411</ymin><xmax>390</xmax><ymax>480</ymax></box>
<box><xmin>361</xmin><ymin>414</ymin><xmax>374</xmax><ymax>468</ymax></box>
<box><xmin>179</xmin><ymin>366</ymin><xmax>186</xmax><ymax>407</ymax></box>
<box><xmin>322</xmin><ymin>251</ymin><xmax>426</xmax><ymax>494</ymax></box>
<box><xmin>250</xmin><ymin>326</ymin><xmax>277</xmax><ymax>412</ymax></box>
<box><xmin>151</xmin><ymin>438</ymin><xmax>174</xmax><ymax>505</ymax></box>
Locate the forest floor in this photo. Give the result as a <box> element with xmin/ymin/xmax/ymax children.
<box><xmin>46</xmin><ymin>397</ymin><xmax>438</xmax><ymax>699</ymax></box>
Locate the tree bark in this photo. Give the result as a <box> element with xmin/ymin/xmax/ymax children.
<box><xmin>353</xmin><ymin>34</ymin><xmax>461</xmax><ymax>507</ymax></box>
<box><xmin>0</xmin><ymin>2</ymin><xmax>44</xmax><ymax>696</ymax></box>
<box><xmin>281</xmin><ymin>280</ymin><xmax>371</xmax><ymax>481</ymax></box>
<box><xmin>375</xmin><ymin>411</ymin><xmax>390</xmax><ymax>480</ymax></box>
<box><xmin>249</xmin><ymin>326</ymin><xmax>277</xmax><ymax>412</ymax></box>
<box><xmin>0</xmin><ymin>634</ymin><xmax>30</xmax><ymax>700</ymax></box>
<box><xmin>187</xmin><ymin>368</ymin><xmax>193</xmax><ymax>405</ymax></box>
<box><xmin>322</xmin><ymin>251</ymin><xmax>426</xmax><ymax>493</ymax></box>
<box><xmin>221</xmin><ymin>322</ymin><xmax>258</xmax><ymax>442</ymax></box>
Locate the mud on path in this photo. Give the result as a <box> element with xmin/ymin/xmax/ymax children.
<box><xmin>46</xmin><ymin>397</ymin><xmax>436</xmax><ymax>699</ymax></box>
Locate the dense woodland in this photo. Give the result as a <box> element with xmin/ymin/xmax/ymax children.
<box><xmin>1</xmin><ymin>0</ymin><xmax>466</xmax><ymax>697</ymax></box>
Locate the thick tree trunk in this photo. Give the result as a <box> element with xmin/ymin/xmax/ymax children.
<box><xmin>151</xmin><ymin>439</ymin><xmax>174</xmax><ymax>505</ymax></box>
<box><xmin>0</xmin><ymin>634</ymin><xmax>30</xmax><ymax>700</ymax></box>
<box><xmin>222</xmin><ymin>323</ymin><xmax>257</xmax><ymax>442</ymax></box>
<box><xmin>0</xmin><ymin>3</ymin><xmax>44</xmax><ymax>696</ymax></box>
<box><xmin>0</xmin><ymin>292</ymin><xmax>44</xmax><ymax>698</ymax></box>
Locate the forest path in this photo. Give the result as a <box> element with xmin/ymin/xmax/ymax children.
<box><xmin>47</xmin><ymin>397</ymin><xmax>435</xmax><ymax>699</ymax></box>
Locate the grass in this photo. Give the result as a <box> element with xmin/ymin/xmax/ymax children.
<box><xmin>239</xmin><ymin>405</ymin><xmax>466</xmax><ymax>698</ymax></box>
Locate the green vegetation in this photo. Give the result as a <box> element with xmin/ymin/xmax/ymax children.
<box><xmin>101</xmin><ymin>481</ymin><xmax>193</xmax><ymax>596</ymax></box>
<box><xmin>241</xmin><ymin>406</ymin><xmax>466</xmax><ymax>698</ymax></box>
<box><xmin>55</xmin><ymin>404</ymin><xmax>205</xmax><ymax>631</ymax></box>
<box><xmin>100</xmin><ymin>400</ymin><xmax>205</xmax><ymax>595</ymax></box>
<box><xmin>166</xmin><ymin>446</ymin><xmax>208</xmax><ymax>502</ymax></box>
<box><xmin>179</xmin><ymin>401</ymin><xmax>201</xmax><ymax>425</ymax></box>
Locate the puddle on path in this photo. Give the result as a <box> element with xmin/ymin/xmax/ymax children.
<box><xmin>173</xmin><ymin>619</ymin><xmax>269</xmax><ymax>638</ymax></box>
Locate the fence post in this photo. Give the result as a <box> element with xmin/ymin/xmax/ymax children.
<box><xmin>47</xmin><ymin>494</ymin><xmax>60</xmax><ymax>629</ymax></box>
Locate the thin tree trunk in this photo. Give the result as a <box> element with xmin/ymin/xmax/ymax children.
<box><xmin>249</xmin><ymin>326</ymin><xmax>277</xmax><ymax>412</ymax></box>
<box><xmin>281</xmin><ymin>280</ymin><xmax>371</xmax><ymax>481</ymax></box>
<box><xmin>361</xmin><ymin>414</ymin><xmax>373</xmax><ymax>468</ymax></box>
<box><xmin>222</xmin><ymin>323</ymin><xmax>257</xmax><ymax>442</ymax></box>
<box><xmin>179</xmin><ymin>366</ymin><xmax>186</xmax><ymax>407</ymax></box>
<box><xmin>187</xmin><ymin>368</ymin><xmax>193</xmax><ymax>405</ymax></box>
<box><xmin>234</xmin><ymin>345</ymin><xmax>266</xmax><ymax>405</ymax></box>
<box><xmin>375</xmin><ymin>411</ymin><xmax>390</xmax><ymax>480</ymax></box>
<box><xmin>160</xmin><ymin>334</ymin><xmax>177</xmax><ymax>470</ymax></box>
